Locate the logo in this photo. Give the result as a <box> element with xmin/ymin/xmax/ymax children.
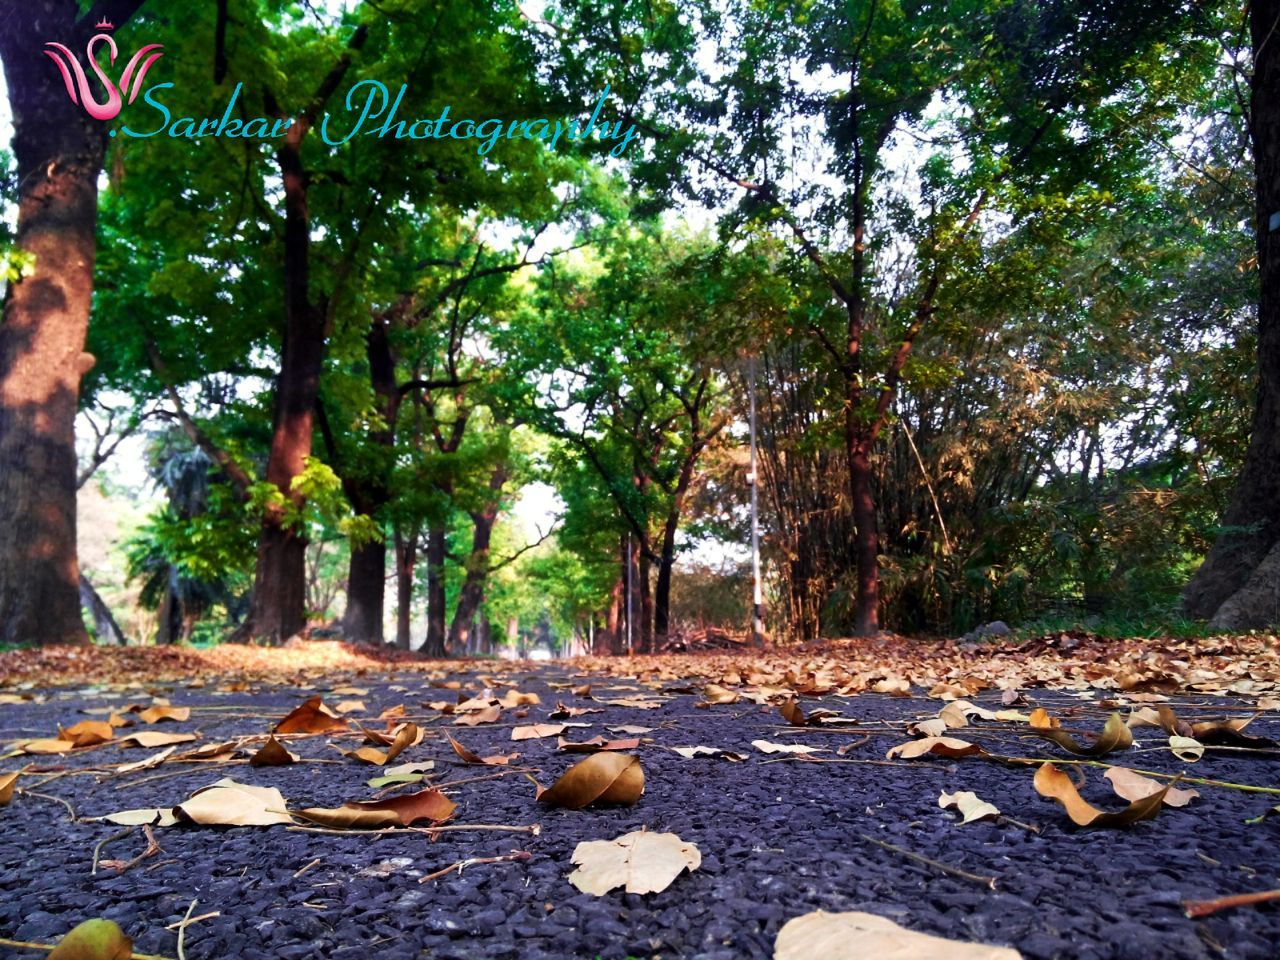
<box><xmin>44</xmin><ymin>18</ymin><xmax>164</xmax><ymax>121</ymax></box>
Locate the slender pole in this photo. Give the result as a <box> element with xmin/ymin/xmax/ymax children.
<box><xmin>748</xmin><ymin>355</ymin><xmax>765</xmax><ymax>647</ymax></box>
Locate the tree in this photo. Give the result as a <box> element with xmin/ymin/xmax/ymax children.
<box><xmin>1183</xmin><ymin>0</ymin><xmax>1280</xmax><ymax>628</ymax></box>
<box><xmin>0</xmin><ymin>0</ymin><xmax>147</xmax><ymax>645</ymax></box>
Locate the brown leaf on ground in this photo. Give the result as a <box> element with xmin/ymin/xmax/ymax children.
<box><xmin>572</xmin><ymin>684</ymin><xmax>593</xmax><ymax>697</ymax></box>
<box><xmin>549</xmin><ymin>702</ymin><xmax>602</xmax><ymax>719</ymax></box>
<box><xmin>274</xmin><ymin>696</ymin><xmax>349</xmax><ymax>735</ymax></box>
<box><xmin>775</xmin><ymin>910</ymin><xmax>1022</xmax><ymax>960</ymax></box>
<box><xmin>568</xmin><ymin>830</ymin><xmax>701</xmax><ymax>895</ymax></box>
<box><xmin>703</xmin><ymin>684</ymin><xmax>739</xmax><ymax>705</ymax></box>
<box><xmin>1103</xmin><ymin>767</ymin><xmax>1199</xmax><ymax>807</ymax></box>
<box><xmin>537</xmin><ymin>753</ymin><xmax>644</xmax><ymax>809</ymax></box>
<box><xmin>175</xmin><ymin>778</ymin><xmax>293</xmax><ymax>827</ymax></box>
<box><xmin>1028</xmin><ymin>708</ymin><xmax>1060</xmax><ymax>729</ymax></box>
<box><xmin>1031</xmin><ymin>713</ymin><xmax>1132</xmax><ymax>757</ymax></box>
<box><xmin>249</xmin><ymin>736</ymin><xmax>300</xmax><ymax>767</ymax></box>
<box><xmin>0</xmin><ymin>768</ymin><xmax>21</xmax><ymax>805</ymax></box>
<box><xmin>335</xmin><ymin>699</ymin><xmax>366</xmax><ymax>714</ymax></box>
<box><xmin>512</xmin><ymin>723</ymin><xmax>571</xmax><ymax>740</ymax></box>
<box><xmin>1034</xmin><ymin>763</ymin><xmax>1169</xmax><ymax>827</ymax></box>
<box><xmin>871</xmin><ymin>678</ymin><xmax>911</xmax><ymax>696</ymax></box>
<box><xmin>116</xmin><ymin>746</ymin><xmax>177</xmax><ymax>774</ymax></box>
<box><xmin>938</xmin><ymin>790</ymin><xmax>1001</xmax><ymax>824</ymax></box>
<box><xmin>454</xmin><ymin>706</ymin><xmax>502</xmax><ymax>726</ymax></box>
<box><xmin>341</xmin><ymin>723</ymin><xmax>419</xmax><ymax>765</ymax></box>
<box><xmin>885</xmin><ymin>737</ymin><xmax>984</xmax><ymax>760</ymax></box>
<box><xmin>137</xmin><ymin>705</ymin><xmax>190</xmax><ymax>723</ymax></box>
<box><xmin>596</xmin><ymin>698</ymin><xmax>664</xmax><ymax>709</ymax></box>
<box><xmin>445</xmin><ymin>733</ymin><xmax>517</xmax><ymax>766</ymax></box>
<box><xmin>558</xmin><ymin>736</ymin><xmax>642</xmax><ymax>753</ymax></box>
<box><xmin>57</xmin><ymin>720</ymin><xmax>114</xmax><ymax>747</ymax></box>
<box><xmin>671</xmin><ymin>746</ymin><xmax>746</xmax><ymax>761</ymax></box>
<box><xmin>499</xmin><ymin>690</ymin><xmax>541</xmax><ymax>708</ymax></box>
<box><xmin>119</xmin><ymin>731</ymin><xmax>198</xmax><ymax>748</ymax></box>
<box><xmin>1190</xmin><ymin>717</ymin><xmax>1277</xmax><ymax>748</ymax></box>
<box><xmin>46</xmin><ymin>917</ymin><xmax>133</xmax><ymax>960</ymax></box>
<box><xmin>298</xmin><ymin>786</ymin><xmax>456</xmax><ymax>828</ymax></box>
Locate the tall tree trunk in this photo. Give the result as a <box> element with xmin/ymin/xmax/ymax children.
<box><xmin>339</xmin><ymin>320</ymin><xmax>399</xmax><ymax>645</ymax></box>
<box><xmin>601</xmin><ymin>573</ymin><xmax>622</xmax><ymax>655</ymax></box>
<box><xmin>394</xmin><ymin>527</ymin><xmax>417</xmax><ymax>650</ymax></box>
<box><xmin>0</xmin><ymin>2</ymin><xmax>144</xmax><ymax>646</ymax></box>
<box><xmin>448</xmin><ymin>513</ymin><xmax>495</xmax><ymax>651</ymax></box>
<box><xmin>850</xmin><ymin>439</ymin><xmax>880</xmax><ymax>635</ymax></box>
<box><xmin>638</xmin><ymin>548</ymin><xmax>653</xmax><ymax>654</ymax></box>
<box><xmin>343</xmin><ymin>539</ymin><xmax>386</xmax><ymax>645</ymax></box>
<box><xmin>423</xmin><ymin>527</ymin><xmax>448</xmax><ymax>657</ymax></box>
<box><xmin>1183</xmin><ymin>0</ymin><xmax>1280</xmax><ymax>627</ymax></box>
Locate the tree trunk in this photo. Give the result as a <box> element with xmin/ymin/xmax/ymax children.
<box><xmin>241</xmin><ymin>131</ymin><xmax>325</xmax><ymax>642</ymax></box>
<box><xmin>0</xmin><ymin>3</ymin><xmax>143</xmax><ymax>646</ymax></box>
<box><xmin>394</xmin><ymin>527</ymin><xmax>417</xmax><ymax>650</ymax></box>
<box><xmin>448</xmin><ymin>513</ymin><xmax>495</xmax><ymax>651</ymax></box>
<box><xmin>1183</xmin><ymin>0</ymin><xmax>1280</xmax><ymax>627</ymax></box>
<box><xmin>638</xmin><ymin>548</ymin><xmax>653</xmax><ymax>654</ymax></box>
<box><xmin>601</xmin><ymin>574</ymin><xmax>622</xmax><ymax>655</ymax></box>
<box><xmin>343</xmin><ymin>538</ymin><xmax>386</xmax><ymax>645</ymax></box>
<box><xmin>850</xmin><ymin>440</ymin><xmax>880</xmax><ymax>635</ymax></box>
<box><xmin>79</xmin><ymin>574</ymin><xmax>125</xmax><ymax>645</ymax></box>
<box><xmin>423</xmin><ymin>527</ymin><xmax>448</xmax><ymax>657</ymax></box>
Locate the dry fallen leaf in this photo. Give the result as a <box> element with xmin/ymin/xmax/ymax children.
<box><xmin>1103</xmin><ymin>767</ymin><xmax>1199</xmax><ymax>807</ymax></box>
<box><xmin>537</xmin><ymin>753</ymin><xmax>644</xmax><ymax>809</ymax></box>
<box><xmin>137</xmin><ymin>705</ymin><xmax>190</xmax><ymax>724</ymax></box>
<box><xmin>938</xmin><ymin>790</ymin><xmax>1001</xmax><ymax>824</ymax></box>
<box><xmin>499</xmin><ymin>689</ymin><xmax>541</xmax><ymax>708</ymax></box>
<box><xmin>445</xmin><ymin>733</ymin><xmax>517</xmax><ymax>766</ymax></box>
<box><xmin>871</xmin><ymin>678</ymin><xmax>911</xmax><ymax>696</ymax></box>
<box><xmin>454</xmin><ymin>706</ymin><xmax>502</xmax><ymax>726</ymax></box>
<box><xmin>1168</xmin><ymin>736</ymin><xmax>1205</xmax><ymax>762</ymax></box>
<box><xmin>1034</xmin><ymin>763</ymin><xmax>1169</xmax><ymax>828</ymax></box>
<box><xmin>703</xmin><ymin>684</ymin><xmax>739</xmax><ymax>705</ymax></box>
<box><xmin>58</xmin><ymin>720</ymin><xmax>115</xmax><ymax>747</ymax></box>
<box><xmin>608</xmin><ymin>724</ymin><xmax>652</xmax><ymax>735</ymax></box>
<box><xmin>885</xmin><ymin>737</ymin><xmax>984</xmax><ymax>760</ymax></box>
<box><xmin>97</xmin><ymin>807</ymin><xmax>180</xmax><ymax>827</ymax></box>
<box><xmin>119</xmin><ymin>731</ymin><xmax>198</xmax><ymax>748</ymax></box>
<box><xmin>298</xmin><ymin>786</ymin><xmax>456</xmax><ymax>828</ymax></box>
<box><xmin>568</xmin><ymin>830</ymin><xmax>701</xmax><ymax>895</ymax></box>
<box><xmin>671</xmin><ymin>746</ymin><xmax>746</xmax><ymax>761</ymax></box>
<box><xmin>512</xmin><ymin>723</ymin><xmax>572</xmax><ymax>741</ymax></box>
<box><xmin>1031</xmin><ymin>713</ymin><xmax>1132</xmax><ymax>757</ymax></box>
<box><xmin>249</xmin><ymin>737</ymin><xmax>300</xmax><ymax>767</ymax></box>
<box><xmin>751</xmin><ymin>740</ymin><xmax>826</xmax><ymax>756</ymax></box>
<box><xmin>116</xmin><ymin>746</ymin><xmax>176</xmax><ymax>775</ymax></box>
<box><xmin>341</xmin><ymin>723</ymin><xmax>418</xmax><ymax>766</ymax></box>
<box><xmin>334</xmin><ymin>700</ymin><xmax>366</xmax><ymax>714</ymax></box>
<box><xmin>775</xmin><ymin>910</ymin><xmax>1022</xmax><ymax>960</ymax></box>
<box><xmin>46</xmin><ymin>918</ymin><xmax>133</xmax><ymax>960</ymax></box>
<box><xmin>558</xmin><ymin>736</ymin><xmax>641</xmax><ymax>753</ymax></box>
<box><xmin>909</xmin><ymin>718</ymin><xmax>949</xmax><ymax>738</ymax></box>
<box><xmin>0</xmin><ymin>768</ymin><xmax>20</xmax><ymax>806</ymax></box>
<box><xmin>274</xmin><ymin>696</ymin><xmax>349</xmax><ymax>735</ymax></box>
<box><xmin>175</xmin><ymin>778</ymin><xmax>293</xmax><ymax>827</ymax></box>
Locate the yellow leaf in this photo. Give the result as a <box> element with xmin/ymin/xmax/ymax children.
<box><xmin>47</xmin><ymin>918</ymin><xmax>133</xmax><ymax>960</ymax></box>
<box><xmin>569</xmin><ymin>830</ymin><xmax>700</xmax><ymax>895</ymax></box>
<box><xmin>1033</xmin><ymin>763</ymin><xmax>1168</xmax><ymax>828</ymax></box>
<box><xmin>775</xmin><ymin>910</ymin><xmax>1021</xmax><ymax>960</ymax></box>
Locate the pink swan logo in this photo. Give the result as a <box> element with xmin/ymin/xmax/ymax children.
<box><xmin>43</xmin><ymin>18</ymin><xmax>164</xmax><ymax>122</ymax></box>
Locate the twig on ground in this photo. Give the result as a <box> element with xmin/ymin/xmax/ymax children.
<box><xmin>1184</xmin><ymin>889</ymin><xmax>1280</xmax><ymax>918</ymax></box>
<box><xmin>418</xmin><ymin>849</ymin><xmax>533</xmax><ymax>884</ymax></box>
<box><xmin>15</xmin><ymin>788</ymin><xmax>77</xmax><ymax>821</ymax></box>
<box><xmin>99</xmin><ymin>825</ymin><xmax>162</xmax><ymax>876</ymax></box>
<box><xmin>174</xmin><ymin>899</ymin><xmax>199</xmax><ymax>960</ymax></box>
<box><xmin>859</xmin><ymin>833</ymin><xmax>998</xmax><ymax>891</ymax></box>
<box><xmin>292</xmin><ymin>857</ymin><xmax>323</xmax><ymax>879</ymax></box>
<box><xmin>92</xmin><ymin>826</ymin><xmax>136</xmax><ymax>874</ymax></box>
